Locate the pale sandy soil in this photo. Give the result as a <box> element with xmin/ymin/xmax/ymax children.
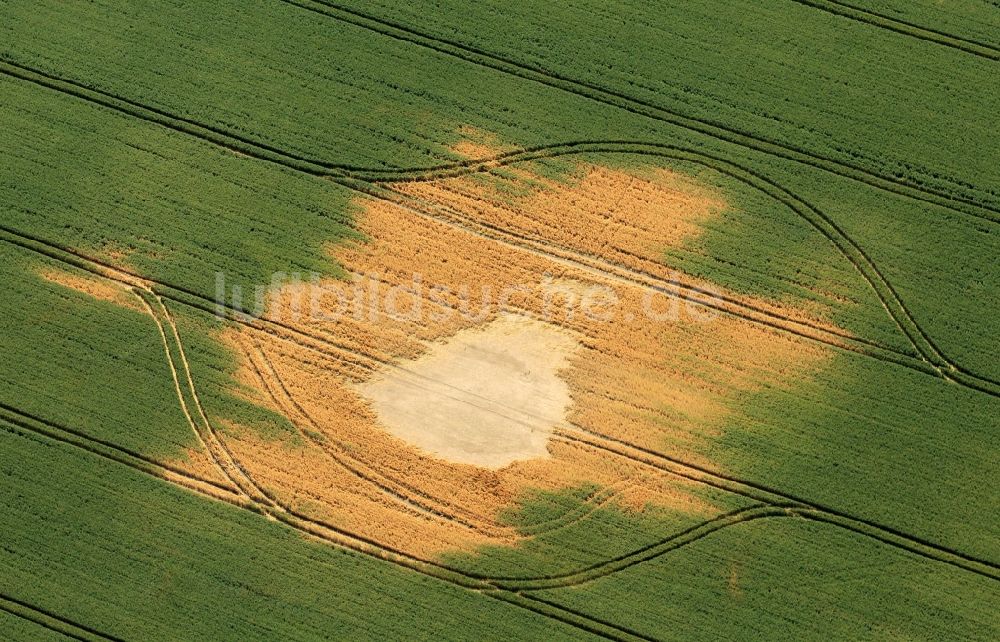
<box><xmin>354</xmin><ymin>312</ymin><xmax>580</xmax><ymax>468</ymax></box>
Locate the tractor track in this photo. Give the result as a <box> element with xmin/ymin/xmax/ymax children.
<box><xmin>146</xmin><ymin>288</ymin><xmax>1000</xmax><ymax>587</ymax></box>
<box><xmin>7</xmin><ymin>275</ymin><xmax>1000</xmax><ymax>584</ymax></box>
<box><xmin>488</xmin><ymin>505</ymin><xmax>798</xmax><ymax>589</ymax></box>
<box><xmin>244</xmin><ymin>316</ymin><xmax>725</xmax><ymax>542</ymax></box>
<box><xmin>276</xmin><ymin>0</ymin><xmax>1000</xmax><ymax>222</ymax></box>
<box><xmin>2</xmin><ymin>51</ymin><xmax>999</xmax><ymax>227</ymax></box>
<box><xmin>132</xmin><ymin>291</ymin><xmax>656</xmax><ymax>638</ymax></box>
<box><xmin>255</xmin><ymin>330</ymin><xmax>683</xmax><ymax>540</ymax></box>
<box><xmin>368</xmin><ymin>179</ymin><xmax>916</xmax><ymax>358</ymax></box>
<box><xmin>0</xmin><ymin>196</ymin><xmax>984</xmax><ymax>402</ymax></box>
<box><xmin>3</xmin><ymin>340</ymin><xmax>999</xmax><ymax>642</ymax></box>
<box><xmin>245</xmin><ymin>333</ymin><xmax>649</xmax><ymax>540</ymax></box>
<box><xmin>788</xmin><ymin>0</ymin><xmax>1000</xmax><ymax>61</ymax></box>
<box><xmin>515</xmin><ymin>476</ymin><xmax>651</xmax><ymax>539</ymax></box>
<box><xmin>3</xmin><ymin>12</ymin><xmax>995</xmax><ymax>636</ymax></box>
<box><xmin>240</xmin><ymin>333</ymin><xmax>519</xmax><ymax>536</ymax></box>
<box><xmin>5</xmin><ymin>231</ymin><xmax>1000</xmax><ymax>581</ymax></box>
<box><xmin>348</xmin><ymin>148</ymin><xmax>1000</xmax><ymax>396</ymax></box>
<box><xmin>0</xmin><ymin>592</ymin><xmax>124</xmax><ymax>642</ymax></box>
<box><xmin>377</xmin><ymin>174</ymin><xmax>889</xmax><ymax>349</ymax></box>
<box><xmin>2</xmin><ymin>58</ymin><xmax>998</xmax><ymax>394</ymax></box>
<box><xmin>0</xmin><ymin>402</ymin><xmax>241</xmax><ymax>503</ymax></box>
<box><xmin>3</xmin><ymin>405</ymin><xmax>997</xmax><ymax>596</ymax></box>
<box><xmin>135</xmin><ymin>289</ymin><xmax>279</xmax><ymax>509</ymax></box>
<box><xmin>0</xmin><ymin>410</ymin><xmax>649</xmax><ymax>642</ymax></box>
<box><xmin>550</xmin><ymin>428</ymin><xmax>1000</xmax><ymax>581</ymax></box>
<box><xmin>6</xmin><ymin>12</ymin><xmax>997</xmax><ymax>221</ymax></box>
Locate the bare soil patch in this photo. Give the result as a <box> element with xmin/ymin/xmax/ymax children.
<box><xmin>37</xmin><ymin>267</ymin><xmax>145</xmax><ymax>313</ymax></box>
<box><xmin>355</xmin><ymin>312</ymin><xmax>579</xmax><ymax>468</ymax></box>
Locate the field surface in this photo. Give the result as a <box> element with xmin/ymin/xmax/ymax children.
<box><xmin>0</xmin><ymin>1</ymin><xmax>998</xmax><ymax>640</ymax></box>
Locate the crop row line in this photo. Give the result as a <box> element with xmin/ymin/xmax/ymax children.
<box><xmin>228</xmin><ymin>301</ymin><xmax>796</xmax><ymax>538</ymax></box>
<box><xmin>788</xmin><ymin>0</ymin><xmax>1000</xmax><ymax>60</ymax></box>
<box><xmin>0</xmin><ymin>410</ymin><xmax>650</xmax><ymax>642</ymax></box>
<box><xmin>352</xmin><ymin>143</ymin><xmax>1000</xmax><ymax>396</ymax></box>
<box><xmin>0</xmin><ymin>396</ymin><xmax>712</xmax><ymax>596</ymax></box>
<box><xmin>4</xmin><ymin>397</ymin><xmax>997</xmax><ymax>602</ymax></box>
<box><xmin>239</xmin><ymin>332</ymin><xmax>518</xmax><ymax>536</ymax></box>
<box><xmin>7</xmin><ymin>209</ymin><xmax>1000</xmax><ymax>578</ymax></box>
<box><xmin>28</xmin><ymin>259</ymin><xmax>628</xmax><ymax>638</ymax></box>
<box><xmin>70</xmin><ymin>253</ymin><xmax>1000</xmax><ymax>581</ymax></box>
<box><xmin>4</xmin><ymin>227</ymin><xmax>999</xmax><ymax>581</ymax></box>
<box><xmin>7</xmin><ymin>272</ymin><xmax>1000</xmax><ymax>589</ymax></box>
<box><xmin>133</xmin><ymin>287</ymin><xmax>655</xmax><ymax>638</ymax></box>
<box><xmin>141</xmin><ymin>294</ymin><xmax>471</xmax><ymax>572</ymax></box>
<box><xmin>279</xmin><ymin>0</ymin><xmax>1000</xmax><ymax>222</ymax></box>
<box><xmin>553</xmin><ymin>428</ymin><xmax>1000</xmax><ymax>581</ymax></box>
<box><xmin>3</xmin><ymin>58</ymin><xmax>997</xmax><ymax>396</ymax></box>
<box><xmin>0</xmin><ymin>210</ymin><xmax>940</xmax><ymax>397</ymax></box>
<box><xmin>135</xmin><ymin>289</ymin><xmax>595</xmax><ymax>629</ymax></box>
<box><xmin>0</xmin><ymin>388</ymin><xmax>1000</xmax><ymax>604</ymax></box>
<box><xmin>355</xmin><ymin>140</ymin><xmax>995</xmax><ymax>396</ymax></box>
<box><xmin>3</xmin><ymin>61</ymin><xmax>996</xmax><ymax>568</ymax></box>
<box><xmin>0</xmin><ymin>591</ymin><xmax>124</xmax><ymax>642</ymax></box>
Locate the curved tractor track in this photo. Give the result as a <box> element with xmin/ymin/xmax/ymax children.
<box><xmin>2</xmin><ymin>59</ymin><xmax>995</xmax><ymax>396</ymax></box>
<box><xmin>5</xmin><ymin>250</ymin><xmax>999</xmax><ymax>588</ymax></box>
<box><xmin>3</xmin><ymin>223</ymin><xmax>999</xmax><ymax>583</ymax></box>
<box><xmin>0</xmin><ymin>409</ymin><xmax>647</xmax><ymax>642</ymax></box>
<box><xmin>277</xmin><ymin>0</ymin><xmax>1000</xmax><ymax>221</ymax></box>
<box><xmin>4</xmin><ymin>52</ymin><xmax>999</xmax><ymax>224</ymax></box>
<box><xmin>1</xmin><ymin>58</ymin><xmax>997</xmax><ymax>394</ymax></box>
<box><xmin>2</xmin><ymin>400</ymin><xmax>997</xmax><ymax>600</ymax></box>
<box><xmin>241</xmin><ymin>333</ymin><xmax>643</xmax><ymax>541</ymax></box>
<box><xmin>135</xmin><ymin>290</ymin><xmax>274</xmax><ymax>507</ymax></box>
<box><xmin>242</xmin><ymin>334</ymin><xmax>519</xmax><ymax>538</ymax></box>
<box><xmin>2</xmin><ymin>283</ymin><xmax>998</xmax><ymax>638</ymax></box>
<box><xmin>120</xmin><ymin>291</ymin><xmax>651</xmax><ymax>640</ymax></box>
<box><xmin>1</xmin><ymin>8</ymin><xmax>997</xmax><ymax>636</ymax></box>
<box><xmin>343</xmin><ymin>142</ymin><xmax>1000</xmax><ymax>397</ymax></box>
<box><xmin>234</xmin><ymin>324</ymin><xmax>1000</xmax><ymax>583</ymax></box>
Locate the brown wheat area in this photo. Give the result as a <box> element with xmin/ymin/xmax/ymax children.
<box><xmin>228</xmin><ymin>331</ymin><xmax>669</xmax><ymax>551</ymax></box>
<box><xmin>217</xmin><ymin>154</ymin><xmax>831</xmax><ymax>559</ymax></box>
<box><xmin>218</xmin><ymin>418</ymin><xmax>492</xmax><ymax>555</ymax></box>
<box><xmin>395</xmin><ymin>158</ymin><xmax>847</xmax><ymax>334</ymax></box>
<box><xmin>38</xmin><ymin>268</ymin><xmax>147</xmax><ymax>313</ymax></box>
<box><xmin>172</xmin><ymin>446</ymin><xmax>233</xmax><ymax>489</ymax></box>
<box><xmin>451</xmin><ymin>125</ymin><xmax>516</xmax><ymax>161</ymax></box>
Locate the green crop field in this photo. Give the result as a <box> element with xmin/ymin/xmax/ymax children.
<box><xmin>1</xmin><ymin>1</ymin><xmax>998</xmax><ymax>640</ymax></box>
